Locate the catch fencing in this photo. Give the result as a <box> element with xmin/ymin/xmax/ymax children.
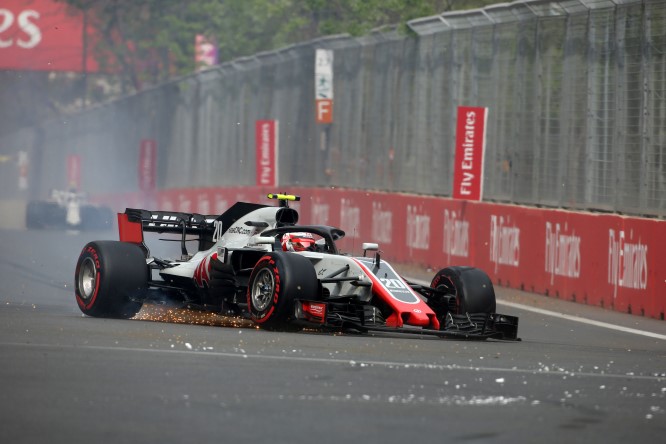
<box><xmin>1</xmin><ymin>0</ymin><xmax>664</xmax><ymax>218</ymax></box>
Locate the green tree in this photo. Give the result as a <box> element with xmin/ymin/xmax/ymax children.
<box><xmin>58</xmin><ymin>0</ymin><xmax>501</xmax><ymax>94</ymax></box>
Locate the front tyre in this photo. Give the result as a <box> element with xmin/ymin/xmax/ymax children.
<box><xmin>430</xmin><ymin>266</ymin><xmax>496</xmax><ymax>315</ymax></box>
<box><xmin>247</xmin><ymin>252</ymin><xmax>318</xmax><ymax>331</ymax></box>
<box><xmin>75</xmin><ymin>241</ymin><xmax>147</xmax><ymax>319</ymax></box>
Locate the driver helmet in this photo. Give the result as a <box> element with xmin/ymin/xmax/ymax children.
<box><xmin>281</xmin><ymin>232</ymin><xmax>315</xmax><ymax>252</ymax></box>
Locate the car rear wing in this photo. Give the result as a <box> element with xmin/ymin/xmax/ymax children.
<box><xmin>122</xmin><ymin>208</ymin><xmax>216</xmax><ymax>234</ymax></box>
<box><xmin>118</xmin><ymin>208</ymin><xmax>218</xmax><ymax>256</ymax></box>
<box><xmin>118</xmin><ymin>202</ymin><xmax>273</xmax><ymax>256</ymax></box>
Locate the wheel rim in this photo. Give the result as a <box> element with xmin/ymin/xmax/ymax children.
<box><xmin>437</xmin><ymin>276</ymin><xmax>459</xmax><ymax>312</ymax></box>
<box><xmin>251</xmin><ymin>268</ymin><xmax>275</xmax><ymax>312</ymax></box>
<box><xmin>78</xmin><ymin>257</ymin><xmax>97</xmax><ymax>301</ymax></box>
<box><xmin>436</xmin><ymin>276</ymin><xmax>456</xmax><ymax>296</ymax></box>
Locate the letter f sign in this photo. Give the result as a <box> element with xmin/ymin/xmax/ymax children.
<box><xmin>316</xmin><ymin>99</ymin><xmax>333</xmax><ymax>124</ymax></box>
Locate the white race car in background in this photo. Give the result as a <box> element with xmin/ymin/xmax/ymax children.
<box><xmin>74</xmin><ymin>194</ymin><xmax>519</xmax><ymax>340</ymax></box>
<box><xmin>26</xmin><ymin>189</ymin><xmax>113</xmax><ymax>230</ymax></box>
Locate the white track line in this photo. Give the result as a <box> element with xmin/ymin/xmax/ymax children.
<box><xmin>498</xmin><ymin>300</ymin><xmax>666</xmax><ymax>341</ymax></box>
<box><xmin>408</xmin><ymin>277</ymin><xmax>666</xmax><ymax>341</ymax></box>
<box><xmin>1</xmin><ymin>342</ymin><xmax>664</xmax><ymax>381</ymax></box>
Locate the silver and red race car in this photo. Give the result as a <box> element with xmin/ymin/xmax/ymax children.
<box><xmin>74</xmin><ymin>194</ymin><xmax>519</xmax><ymax>340</ymax></box>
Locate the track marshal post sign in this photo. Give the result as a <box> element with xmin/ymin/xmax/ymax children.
<box><xmin>452</xmin><ymin>106</ymin><xmax>488</xmax><ymax>201</ymax></box>
<box><xmin>255</xmin><ymin>120</ymin><xmax>279</xmax><ymax>187</ymax></box>
<box><xmin>315</xmin><ymin>49</ymin><xmax>334</xmax><ymax>124</ymax></box>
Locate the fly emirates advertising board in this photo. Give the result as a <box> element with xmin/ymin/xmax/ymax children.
<box><xmin>453</xmin><ymin>106</ymin><xmax>487</xmax><ymax>201</ymax></box>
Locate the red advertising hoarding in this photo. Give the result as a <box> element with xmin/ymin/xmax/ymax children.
<box><xmin>66</xmin><ymin>154</ymin><xmax>80</xmax><ymax>190</ymax></box>
<box><xmin>0</xmin><ymin>0</ymin><xmax>99</xmax><ymax>72</ymax></box>
<box><xmin>94</xmin><ymin>184</ymin><xmax>665</xmax><ymax>320</ymax></box>
<box><xmin>139</xmin><ymin>139</ymin><xmax>157</xmax><ymax>192</ymax></box>
<box><xmin>96</xmin><ymin>186</ymin><xmax>661</xmax><ymax>320</ymax></box>
<box><xmin>255</xmin><ymin>120</ymin><xmax>279</xmax><ymax>188</ymax></box>
<box><xmin>452</xmin><ymin>106</ymin><xmax>487</xmax><ymax>201</ymax></box>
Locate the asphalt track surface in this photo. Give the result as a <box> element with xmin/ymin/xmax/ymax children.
<box><xmin>0</xmin><ymin>228</ymin><xmax>664</xmax><ymax>444</ymax></box>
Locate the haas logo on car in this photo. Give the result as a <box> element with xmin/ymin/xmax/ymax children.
<box><xmin>194</xmin><ymin>252</ymin><xmax>217</xmax><ymax>288</ymax></box>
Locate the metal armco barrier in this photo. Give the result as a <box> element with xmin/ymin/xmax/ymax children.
<box><xmin>96</xmin><ymin>186</ymin><xmax>665</xmax><ymax>320</ymax></box>
<box><xmin>1</xmin><ymin>0</ymin><xmax>664</xmax><ymax>219</ymax></box>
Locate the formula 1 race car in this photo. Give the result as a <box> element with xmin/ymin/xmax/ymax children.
<box><xmin>27</xmin><ymin>189</ymin><xmax>113</xmax><ymax>230</ymax></box>
<box><xmin>74</xmin><ymin>194</ymin><xmax>519</xmax><ymax>340</ymax></box>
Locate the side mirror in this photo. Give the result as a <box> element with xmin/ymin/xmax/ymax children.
<box><xmin>249</xmin><ymin>236</ymin><xmax>276</xmax><ymax>246</ymax></box>
<box><xmin>362</xmin><ymin>243</ymin><xmax>380</xmax><ymax>265</ymax></box>
<box><xmin>362</xmin><ymin>243</ymin><xmax>379</xmax><ymax>254</ymax></box>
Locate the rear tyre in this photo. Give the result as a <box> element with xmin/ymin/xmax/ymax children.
<box><xmin>430</xmin><ymin>266</ymin><xmax>496</xmax><ymax>315</ymax></box>
<box><xmin>247</xmin><ymin>252</ymin><xmax>318</xmax><ymax>331</ymax></box>
<box><xmin>75</xmin><ymin>241</ymin><xmax>147</xmax><ymax>318</ymax></box>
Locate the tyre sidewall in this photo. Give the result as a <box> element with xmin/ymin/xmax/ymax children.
<box><xmin>247</xmin><ymin>252</ymin><xmax>317</xmax><ymax>329</ymax></box>
<box><xmin>75</xmin><ymin>241</ymin><xmax>147</xmax><ymax>318</ymax></box>
<box><xmin>431</xmin><ymin>266</ymin><xmax>496</xmax><ymax>315</ymax></box>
